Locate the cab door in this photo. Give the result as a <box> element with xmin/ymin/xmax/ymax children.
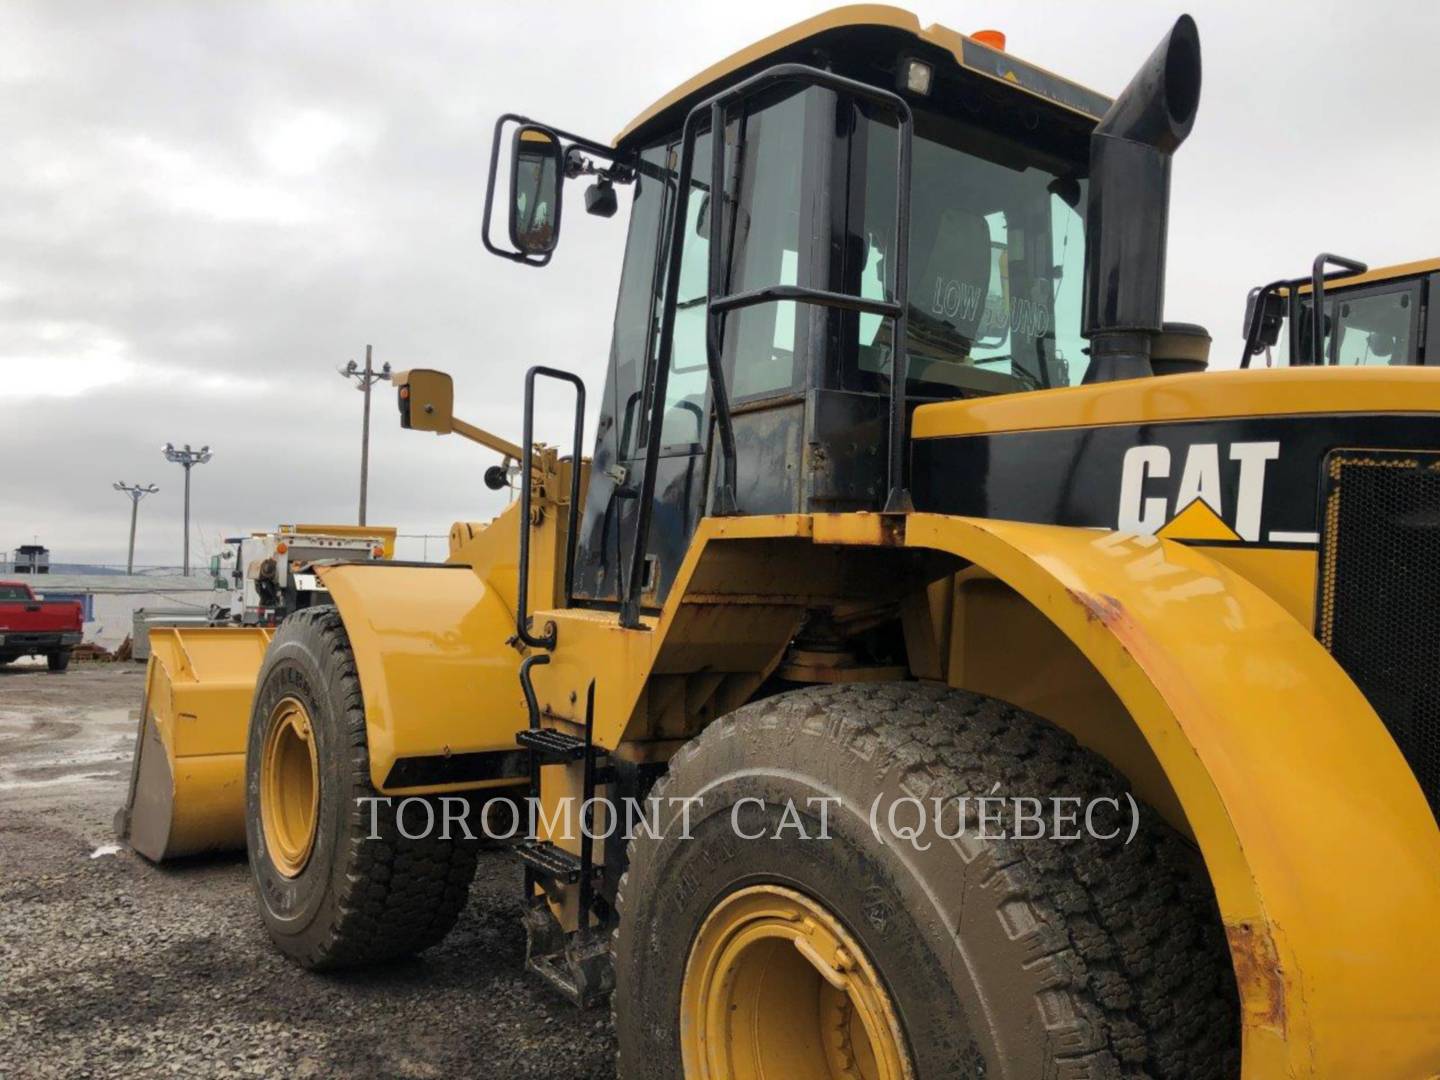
<box><xmin>630</xmin><ymin>88</ymin><xmax>817</xmax><ymax>605</ymax></box>
<box><xmin>570</xmin><ymin>142</ymin><xmax>668</xmax><ymax>605</ymax></box>
<box><xmin>570</xmin><ymin>133</ymin><xmax>715</xmax><ymax>609</ymax></box>
<box><xmin>573</xmin><ymin>88</ymin><xmax>817</xmax><ymax>609</ymax></box>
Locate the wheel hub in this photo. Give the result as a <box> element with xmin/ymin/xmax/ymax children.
<box><xmin>259</xmin><ymin>697</ymin><xmax>320</xmax><ymax>878</ymax></box>
<box><xmin>680</xmin><ymin>884</ymin><xmax>911</xmax><ymax>1080</ymax></box>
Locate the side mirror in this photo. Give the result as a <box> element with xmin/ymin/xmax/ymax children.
<box><xmin>1242</xmin><ymin>288</ymin><xmax>1285</xmax><ymax>355</ymax></box>
<box><xmin>394</xmin><ymin>368</ymin><xmax>455</xmax><ymax>433</ymax></box>
<box><xmin>510</xmin><ymin>126</ymin><xmax>563</xmax><ymax>256</ymax></box>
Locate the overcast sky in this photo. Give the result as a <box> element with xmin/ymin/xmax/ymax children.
<box><xmin>2</xmin><ymin>1</ymin><xmax>1437</xmax><ymax>568</ymax></box>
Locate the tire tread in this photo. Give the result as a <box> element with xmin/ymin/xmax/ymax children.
<box><xmin>613</xmin><ymin>682</ymin><xmax>1239</xmax><ymax>1079</ymax></box>
<box><xmin>257</xmin><ymin>606</ymin><xmax>478</xmax><ymax>970</ymax></box>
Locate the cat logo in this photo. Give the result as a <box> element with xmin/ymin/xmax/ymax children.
<box><xmin>1117</xmin><ymin>441</ymin><xmax>1319</xmax><ymax>545</ymax></box>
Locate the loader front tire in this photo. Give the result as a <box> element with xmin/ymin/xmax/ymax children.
<box><xmin>613</xmin><ymin>682</ymin><xmax>1240</xmax><ymax>1079</ymax></box>
<box><xmin>244</xmin><ymin>606</ymin><xmax>478</xmax><ymax>970</ymax></box>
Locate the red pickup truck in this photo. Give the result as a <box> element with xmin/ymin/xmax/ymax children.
<box><xmin>0</xmin><ymin>580</ymin><xmax>83</xmax><ymax>671</ymax></box>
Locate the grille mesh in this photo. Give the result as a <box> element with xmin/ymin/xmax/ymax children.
<box><xmin>1319</xmin><ymin>450</ymin><xmax>1440</xmax><ymax>819</ymax></box>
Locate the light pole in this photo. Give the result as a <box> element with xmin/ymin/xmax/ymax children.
<box><xmin>339</xmin><ymin>344</ymin><xmax>391</xmax><ymax>526</ymax></box>
<box><xmin>112</xmin><ymin>482</ymin><xmax>159</xmax><ymax>575</ymax></box>
<box><xmin>161</xmin><ymin>443</ymin><xmax>212</xmax><ymax>576</ymax></box>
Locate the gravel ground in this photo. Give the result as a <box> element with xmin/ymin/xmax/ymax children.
<box><xmin>0</xmin><ymin>661</ymin><xmax>617</xmax><ymax>1079</ymax></box>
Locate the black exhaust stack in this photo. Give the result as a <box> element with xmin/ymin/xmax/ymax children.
<box><xmin>1081</xmin><ymin>15</ymin><xmax>1201</xmax><ymax>383</ymax></box>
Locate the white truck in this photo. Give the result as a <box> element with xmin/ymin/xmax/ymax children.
<box><xmin>209</xmin><ymin>524</ymin><xmax>395</xmax><ymax>626</ymax></box>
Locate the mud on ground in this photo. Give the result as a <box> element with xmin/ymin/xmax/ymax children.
<box><xmin>0</xmin><ymin>661</ymin><xmax>616</xmax><ymax>1079</ymax></box>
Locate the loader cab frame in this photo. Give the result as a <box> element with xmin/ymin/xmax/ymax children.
<box><xmin>1242</xmin><ymin>254</ymin><xmax>1440</xmax><ymax>368</ymax></box>
<box><xmin>483</xmin><ymin>22</ymin><xmax>1106</xmax><ymax>620</ymax></box>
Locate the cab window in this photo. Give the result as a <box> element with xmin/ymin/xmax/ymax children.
<box><xmin>853</xmin><ymin>106</ymin><xmax>1089</xmax><ymax>394</ymax></box>
<box><xmin>657</xmin><ymin>130</ymin><xmax>713</xmax><ymax>448</ymax></box>
<box><xmin>650</xmin><ymin>88</ymin><xmax>810</xmax><ymax>450</ymax></box>
<box><xmin>609</xmin><ymin>143</ymin><xmax>670</xmax><ymax>460</ymax></box>
<box><xmin>1332</xmin><ymin>288</ymin><xmax>1415</xmax><ymax>364</ymax></box>
<box><xmin>1284</xmin><ymin>283</ymin><xmax>1420</xmax><ymax>366</ymax></box>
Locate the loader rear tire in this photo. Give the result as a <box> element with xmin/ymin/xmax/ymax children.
<box><xmin>612</xmin><ymin>682</ymin><xmax>1240</xmax><ymax>1079</ymax></box>
<box><xmin>244</xmin><ymin>606</ymin><xmax>478</xmax><ymax>970</ymax></box>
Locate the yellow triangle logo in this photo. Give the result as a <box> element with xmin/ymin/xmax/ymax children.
<box><xmin>1157</xmin><ymin>498</ymin><xmax>1242</xmax><ymax>542</ymax></box>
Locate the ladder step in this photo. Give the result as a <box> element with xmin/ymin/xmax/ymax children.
<box><xmin>517</xmin><ymin>840</ymin><xmax>586</xmax><ymax>885</ymax></box>
<box><xmin>516</xmin><ymin>726</ymin><xmax>589</xmax><ymax>762</ymax></box>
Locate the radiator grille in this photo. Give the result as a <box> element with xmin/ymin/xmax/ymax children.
<box><xmin>1319</xmin><ymin>450</ymin><xmax>1440</xmax><ymax>819</ymax></box>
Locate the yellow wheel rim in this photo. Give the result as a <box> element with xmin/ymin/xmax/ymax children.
<box><xmin>259</xmin><ymin>697</ymin><xmax>320</xmax><ymax>878</ymax></box>
<box><xmin>680</xmin><ymin>885</ymin><xmax>912</xmax><ymax>1080</ymax></box>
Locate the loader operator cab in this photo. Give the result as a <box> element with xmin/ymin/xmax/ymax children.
<box><xmin>476</xmin><ymin>12</ymin><xmax>1164</xmax><ymax>616</ymax></box>
<box><xmin>1242</xmin><ymin>254</ymin><xmax>1440</xmax><ymax>368</ymax></box>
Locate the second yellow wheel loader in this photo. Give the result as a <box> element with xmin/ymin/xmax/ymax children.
<box><xmin>1242</xmin><ymin>253</ymin><xmax>1440</xmax><ymax>368</ymax></box>
<box><xmin>121</xmin><ymin>7</ymin><xmax>1440</xmax><ymax>1077</ymax></box>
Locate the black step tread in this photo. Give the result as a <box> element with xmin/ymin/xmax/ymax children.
<box><xmin>516</xmin><ymin>727</ymin><xmax>589</xmax><ymax>761</ymax></box>
<box><xmin>517</xmin><ymin>840</ymin><xmax>584</xmax><ymax>884</ymax></box>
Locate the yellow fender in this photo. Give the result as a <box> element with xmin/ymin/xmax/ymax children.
<box><xmin>317</xmin><ymin>561</ymin><xmax>529</xmax><ymax>794</ymax></box>
<box><xmin>118</xmin><ymin>626</ymin><xmax>272</xmax><ymax>861</ymax></box>
<box><xmin>509</xmin><ymin>508</ymin><xmax>1440</xmax><ymax>1072</ymax></box>
<box><xmin>897</xmin><ymin>513</ymin><xmax>1440</xmax><ymax>1078</ymax></box>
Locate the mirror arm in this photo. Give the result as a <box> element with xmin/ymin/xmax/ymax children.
<box><xmin>452</xmin><ymin>417</ymin><xmax>525</xmax><ymax>462</ymax></box>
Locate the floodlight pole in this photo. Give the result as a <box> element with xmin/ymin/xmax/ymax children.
<box><xmin>339</xmin><ymin>344</ymin><xmax>391</xmax><ymax>526</ymax></box>
<box><xmin>113</xmin><ymin>482</ymin><xmax>159</xmax><ymax>574</ymax></box>
<box><xmin>161</xmin><ymin>443</ymin><xmax>213</xmax><ymax>576</ymax></box>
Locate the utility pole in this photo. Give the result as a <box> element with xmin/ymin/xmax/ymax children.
<box><xmin>161</xmin><ymin>443</ymin><xmax>213</xmax><ymax>576</ymax></box>
<box><xmin>112</xmin><ymin>482</ymin><xmax>159</xmax><ymax>574</ymax></box>
<box><xmin>339</xmin><ymin>344</ymin><xmax>391</xmax><ymax>526</ymax></box>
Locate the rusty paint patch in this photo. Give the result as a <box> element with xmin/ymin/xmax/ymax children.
<box><xmin>879</xmin><ymin>514</ymin><xmax>905</xmax><ymax>546</ymax></box>
<box><xmin>1066</xmin><ymin>590</ymin><xmax>1146</xmax><ymax>654</ymax></box>
<box><xmin>1070</xmin><ymin>588</ymin><xmax>1126</xmax><ymax>627</ymax></box>
<box><xmin>1063</xmin><ymin>587</ymin><xmax>1162</xmax><ymax>677</ymax></box>
<box><xmin>1225</xmin><ymin>921</ymin><xmax>1287</xmax><ymax>1036</ymax></box>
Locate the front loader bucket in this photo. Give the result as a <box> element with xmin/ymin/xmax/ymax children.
<box><xmin>115</xmin><ymin>625</ymin><xmax>272</xmax><ymax>862</ymax></box>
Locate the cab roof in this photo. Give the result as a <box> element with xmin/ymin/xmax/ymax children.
<box><xmin>1291</xmin><ymin>257</ymin><xmax>1440</xmax><ymax>295</ymax></box>
<box><xmin>614</xmin><ymin>4</ymin><xmax>1112</xmax><ymax>148</ymax></box>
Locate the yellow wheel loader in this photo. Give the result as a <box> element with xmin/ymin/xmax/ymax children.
<box><xmin>1243</xmin><ymin>253</ymin><xmax>1440</xmax><ymax>367</ymax></box>
<box><xmin>120</xmin><ymin>8</ymin><xmax>1440</xmax><ymax>1077</ymax></box>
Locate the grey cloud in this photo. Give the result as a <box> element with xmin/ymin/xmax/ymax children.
<box><xmin>1</xmin><ymin>1</ymin><xmax>1436</xmax><ymax>565</ymax></box>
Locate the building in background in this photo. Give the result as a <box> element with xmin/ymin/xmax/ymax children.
<box><xmin>10</xmin><ymin>544</ymin><xmax>50</xmax><ymax>574</ymax></box>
